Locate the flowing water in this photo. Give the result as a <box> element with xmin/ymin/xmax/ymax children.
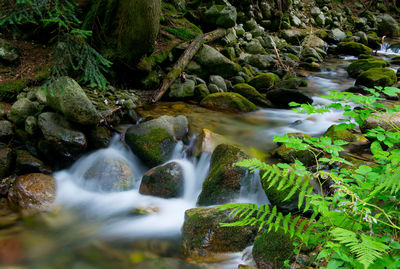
<box><xmin>6</xmin><ymin>43</ymin><xmax>400</xmax><ymax>268</ymax></box>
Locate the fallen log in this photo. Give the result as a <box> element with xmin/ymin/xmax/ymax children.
<box><xmin>150</xmin><ymin>28</ymin><xmax>227</xmax><ymax>103</ymax></box>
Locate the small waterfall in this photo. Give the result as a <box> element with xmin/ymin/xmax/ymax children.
<box><xmin>378</xmin><ymin>42</ymin><xmax>400</xmax><ymax>55</ymax></box>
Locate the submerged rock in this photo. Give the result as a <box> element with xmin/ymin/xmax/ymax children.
<box><xmin>8</xmin><ymin>173</ymin><xmax>56</xmax><ymax>212</ymax></box>
<box><xmin>197</xmin><ymin>144</ymin><xmax>248</xmax><ymax>205</ymax></box>
<box><xmin>139</xmin><ymin>162</ymin><xmax>184</xmax><ymax>198</ymax></box>
<box><xmin>125</xmin><ymin>115</ymin><xmax>188</xmax><ymax>167</ymax></box>
<box><xmin>200</xmin><ymin>92</ymin><xmax>258</xmax><ymax>113</ymax></box>
<box><xmin>355</xmin><ymin>68</ymin><xmax>397</xmax><ymax>88</ymax></box>
<box><xmin>346</xmin><ymin>58</ymin><xmax>390</xmax><ymax>78</ymax></box>
<box><xmin>47</xmin><ymin>77</ymin><xmax>100</xmax><ymax>125</ymax></box>
<box><xmin>182</xmin><ymin>207</ymin><xmax>258</xmax><ymax>258</ymax></box>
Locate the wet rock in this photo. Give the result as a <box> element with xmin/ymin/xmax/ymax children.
<box><xmin>38</xmin><ymin>112</ymin><xmax>87</xmax><ymax>159</ymax></box>
<box><xmin>195</xmin><ymin>45</ymin><xmax>240</xmax><ymax>78</ymax></box>
<box><xmin>182</xmin><ymin>207</ymin><xmax>258</xmax><ymax>258</ymax></box>
<box><xmin>0</xmin><ymin>146</ymin><xmax>14</xmax><ymax>179</ymax></box>
<box><xmin>367</xmin><ymin>34</ymin><xmax>381</xmax><ymax>50</ymax></box>
<box><xmin>355</xmin><ymin>31</ymin><xmax>368</xmax><ymax>45</ymax></box>
<box><xmin>209</xmin><ymin>75</ymin><xmax>227</xmax><ymax>92</ymax></box>
<box><xmin>355</xmin><ymin>68</ymin><xmax>397</xmax><ymax>88</ymax></box>
<box><xmin>47</xmin><ymin>77</ymin><xmax>100</xmax><ymax>125</ymax></box>
<box><xmin>87</xmin><ymin>126</ymin><xmax>112</xmax><ymax>149</ymax></box>
<box><xmin>84</xmin><ymin>157</ymin><xmax>134</xmax><ymax>191</ymax></box>
<box><xmin>193</xmin><ymin>129</ymin><xmax>227</xmax><ymax>157</ymax></box>
<box><xmin>203</xmin><ymin>5</ymin><xmax>237</xmax><ymax>29</ymax></box>
<box><xmin>324</xmin><ymin>125</ymin><xmax>368</xmax><ymax>143</ymax></box>
<box><xmin>232</xmin><ymin>83</ymin><xmax>268</xmax><ymax>106</ymax></box>
<box><xmin>337</xmin><ymin>42</ymin><xmax>373</xmax><ymax>56</ymax></box>
<box><xmin>0</xmin><ymin>176</ymin><xmax>15</xmax><ymax>197</ymax></box>
<box><xmin>194</xmin><ymin>84</ymin><xmax>210</xmax><ymax>100</ymax></box>
<box><xmin>378</xmin><ymin>14</ymin><xmax>399</xmax><ymax>37</ymax></box>
<box><xmin>139</xmin><ymin>162</ymin><xmax>184</xmax><ymax>198</ymax></box>
<box><xmin>8</xmin><ymin>173</ymin><xmax>56</xmax><ymax>212</ymax></box>
<box><xmin>200</xmin><ymin>92</ymin><xmax>258</xmax><ymax>113</ymax></box>
<box><xmin>266</xmin><ymin>89</ymin><xmax>313</xmax><ymax>108</ymax></box>
<box><xmin>346</xmin><ymin>58</ymin><xmax>390</xmax><ymax>78</ymax></box>
<box><xmin>0</xmin><ymin>121</ymin><xmax>13</xmax><ymax>142</ymax></box>
<box><xmin>252</xmin><ymin>230</ymin><xmax>294</xmax><ymax>269</ymax></box>
<box><xmin>169</xmin><ymin>79</ymin><xmax>196</xmax><ymax>99</ymax></box>
<box><xmin>15</xmin><ymin>150</ymin><xmax>51</xmax><ymax>175</ymax></box>
<box><xmin>132</xmin><ymin>258</ymin><xmax>202</xmax><ymax>269</ymax></box>
<box><xmin>248</xmin><ymin>73</ymin><xmax>280</xmax><ymax>92</ymax></box>
<box><xmin>0</xmin><ymin>39</ymin><xmax>20</xmax><ymax>64</ymax></box>
<box><xmin>125</xmin><ymin>115</ymin><xmax>188</xmax><ymax>167</ymax></box>
<box><xmin>197</xmin><ymin>144</ymin><xmax>248</xmax><ymax>205</ymax></box>
<box><xmin>7</xmin><ymin>98</ymin><xmax>37</xmax><ymax>127</ymax></box>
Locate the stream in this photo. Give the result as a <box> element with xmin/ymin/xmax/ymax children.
<box><xmin>7</xmin><ymin>44</ymin><xmax>400</xmax><ymax>268</ymax></box>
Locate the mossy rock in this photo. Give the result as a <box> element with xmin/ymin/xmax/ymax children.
<box><xmin>276</xmin><ymin>77</ymin><xmax>307</xmax><ymax>89</ymax></box>
<box><xmin>346</xmin><ymin>58</ymin><xmax>390</xmax><ymax>78</ymax></box>
<box><xmin>0</xmin><ymin>79</ymin><xmax>29</xmax><ymax>102</ymax></box>
<box><xmin>252</xmin><ymin>230</ymin><xmax>294</xmax><ymax>268</ymax></box>
<box><xmin>182</xmin><ymin>207</ymin><xmax>258</xmax><ymax>258</ymax></box>
<box><xmin>7</xmin><ymin>98</ymin><xmax>38</xmax><ymax>127</ymax></box>
<box><xmin>197</xmin><ymin>144</ymin><xmax>248</xmax><ymax>206</ymax></box>
<box><xmin>200</xmin><ymin>92</ymin><xmax>258</xmax><ymax>113</ymax></box>
<box><xmin>231</xmin><ymin>83</ymin><xmax>268</xmax><ymax>106</ymax></box>
<box><xmin>248</xmin><ymin>73</ymin><xmax>280</xmax><ymax>92</ymax></box>
<box><xmin>355</xmin><ymin>68</ymin><xmax>397</xmax><ymax>88</ymax></box>
<box><xmin>323</xmin><ymin>125</ymin><xmax>368</xmax><ymax>143</ymax></box>
<box><xmin>337</xmin><ymin>41</ymin><xmax>373</xmax><ymax>56</ymax></box>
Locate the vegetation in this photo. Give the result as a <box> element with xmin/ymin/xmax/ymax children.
<box><xmin>219</xmin><ymin>86</ymin><xmax>400</xmax><ymax>268</ymax></box>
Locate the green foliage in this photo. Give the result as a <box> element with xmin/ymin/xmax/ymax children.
<box><xmin>0</xmin><ymin>0</ymin><xmax>111</xmax><ymax>91</ymax></box>
<box><xmin>218</xmin><ymin>86</ymin><xmax>400</xmax><ymax>268</ymax></box>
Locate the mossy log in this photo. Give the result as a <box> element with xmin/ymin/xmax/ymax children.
<box><xmin>150</xmin><ymin>28</ymin><xmax>227</xmax><ymax>103</ymax></box>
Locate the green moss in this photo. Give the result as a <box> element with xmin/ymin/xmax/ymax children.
<box><xmin>232</xmin><ymin>83</ymin><xmax>265</xmax><ymax>105</ymax></box>
<box><xmin>355</xmin><ymin>68</ymin><xmax>397</xmax><ymax>88</ymax></box>
<box><xmin>285</xmin><ymin>53</ymin><xmax>300</xmax><ymax>62</ymax></box>
<box><xmin>0</xmin><ymin>79</ymin><xmax>29</xmax><ymax>101</ymax></box>
<box><xmin>324</xmin><ymin>125</ymin><xmax>367</xmax><ymax>142</ymax></box>
<box><xmin>346</xmin><ymin>58</ymin><xmax>390</xmax><ymax>78</ymax></box>
<box><xmin>337</xmin><ymin>41</ymin><xmax>373</xmax><ymax>56</ymax></box>
<box><xmin>161</xmin><ymin>26</ymin><xmax>198</xmax><ymax>41</ymax></box>
<box><xmin>200</xmin><ymin>92</ymin><xmax>258</xmax><ymax>112</ymax></box>
<box><xmin>33</xmin><ymin>65</ymin><xmax>51</xmax><ymax>81</ymax></box>
<box><xmin>248</xmin><ymin>73</ymin><xmax>280</xmax><ymax>92</ymax></box>
<box><xmin>252</xmin><ymin>230</ymin><xmax>294</xmax><ymax>268</ymax></box>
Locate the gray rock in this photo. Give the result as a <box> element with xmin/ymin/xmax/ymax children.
<box><xmin>25</xmin><ymin>116</ymin><xmax>38</xmax><ymax>136</ymax></box>
<box><xmin>38</xmin><ymin>112</ymin><xmax>87</xmax><ymax>158</ymax></box>
<box><xmin>209</xmin><ymin>75</ymin><xmax>227</xmax><ymax>92</ymax></box>
<box><xmin>169</xmin><ymin>79</ymin><xmax>196</xmax><ymax>99</ymax></box>
<box><xmin>355</xmin><ymin>31</ymin><xmax>368</xmax><ymax>45</ymax></box>
<box><xmin>0</xmin><ymin>146</ymin><xmax>14</xmax><ymax>179</ymax></box>
<box><xmin>304</xmin><ymin>35</ymin><xmax>326</xmax><ymax>49</ymax></box>
<box><xmin>140</xmin><ymin>162</ymin><xmax>184</xmax><ymax>198</ymax></box>
<box><xmin>290</xmin><ymin>14</ymin><xmax>302</xmax><ymax>27</ymax></box>
<box><xmin>0</xmin><ymin>39</ymin><xmax>20</xmax><ymax>64</ymax></box>
<box><xmin>244</xmin><ymin>18</ymin><xmax>258</xmax><ymax>31</ymax></box>
<box><xmin>244</xmin><ymin>39</ymin><xmax>266</xmax><ymax>54</ymax></box>
<box><xmin>301</xmin><ymin>47</ymin><xmax>324</xmax><ymax>62</ymax></box>
<box><xmin>329</xmin><ymin>28</ymin><xmax>347</xmax><ymax>43</ymax></box>
<box><xmin>47</xmin><ymin>77</ymin><xmax>100</xmax><ymax>125</ymax></box>
<box><xmin>315</xmin><ymin>14</ymin><xmax>326</xmax><ymax>27</ymax></box>
<box><xmin>281</xmin><ymin>29</ymin><xmax>307</xmax><ymax>45</ymax></box>
<box><xmin>0</xmin><ymin>121</ymin><xmax>13</xmax><ymax>142</ymax></box>
<box><xmin>311</xmin><ymin>7</ymin><xmax>322</xmax><ymax>17</ymax></box>
<box><xmin>7</xmin><ymin>98</ymin><xmax>37</xmax><ymax>127</ymax></box>
<box><xmin>194</xmin><ymin>84</ymin><xmax>210</xmax><ymax>100</ymax></box>
<box><xmin>15</xmin><ymin>150</ymin><xmax>51</xmax><ymax>175</ymax></box>
<box><xmin>378</xmin><ymin>14</ymin><xmax>399</xmax><ymax>37</ymax></box>
<box><xmin>203</xmin><ymin>5</ymin><xmax>237</xmax><ymax>29</ymax></box>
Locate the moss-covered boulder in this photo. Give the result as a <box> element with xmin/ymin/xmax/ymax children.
<box><xmin>83</xmin><ymin>157</ymin><xmax>134</xmax><ymax>191</ymax></box>
<box><xmin>0</xmin><ymin>121</ymin><xmax>14</xmax><ymax>143</ymax></box>
<box><xmin>323</xmin><ymin>125</ymin><xmax>368</xmax><ymax>143</ymax></box>
<box><xmin>193</xmin><ymin>129</ymin><xmax>228</xmax><ymax>157</ymax></box>
<box><xmin>202</xmin><ymin>5</ymin><xmax>237</xmax><ymax>29</ymax></box>
<box><xmin>252</xmin><ymin>230</ymin><xmax>294</xmax><ymax>268</ymax></box>
<box><xmin>125</xmin><ymin>115</ymin><xmax>188</xmax><ymax>167</ymax></box>
<box><xmin>360</xmin><ymin>112</ymin><xmax>400</xmax><ymax>133</ymax></box>
<box><xmin>232</xmin><ymin>83</ymin><xmax>268</xmax><ymax>106</ymax></box>
<box><xmin>169</xmin><ymin>79</ymin><xmax>196</xmax><ymax>99</ymax></box>
<box><xmin>276</xmin><ymin>76</ymin><xmax>308</xmax><ymax>89</ymax></box>
<box><xmin>15</xmin><ymin>150</ymin><xmax>51</xmax><ymax>175</ymax></box>
<box><xmin>197</xmin><ymin>144</ymin><xmax>248</xmax><ymax>206</ymax></box>
<box><xmin>355</xmin><ymin>68</ymin><xmax>397</xmax><ymax>88</ymax></box>
<box><xmin>38</xmin><ymin>112</ymin><xmax>87</xmax><ymax>159</ymax></box>
<box><xmin>337</xmin><ymin>42</ymin><xmax>373</xmax><ymax>56</ymax></box>
<box><xmin>7</xmin><ymin>98</ymin><xmax>37</xmax><ymax>127</ymax></box>
<box><xmin>266</xmin><ymin>89</ymin><xmax>313</xmax><ymax>108</ymax></box>
<box><xmin>195</xmin><ymin>45</ymin><xmax>240</xmax><ymax>78</ymax></box>
<box><xmin>378</xmin><ymin>14</ymin><xmax>399</xmax><ymax>37</ymax></box>
<box><xmin>139</xmin><ymin>162</ymin><xmax>184</xmax><ymax>198</ymax></box>
<box><xmin>8</xmin><ymin>173</ymin><xmax>56</xmax><ymax>212</ymax></box>
<box><xmin>182</xmin><ymin>207</ymin><xmax>258</xmax><ymax>258</ymax></box>
<box><xmin>200</xmin><ymin>92</ymin><xmax>258</xmax><ymax>113</ymax></box>
<box><xmin>248</xmin><ymin>73</ymin><xmax>280</xmax><ymax>92</ymax></box>
<box><xmin>47</xmin><ymin>77</ymin><xmax>100</xmax><ymax>125</ymax></box>
<box><xmin>346</xmin><ymin>58</ymin><xmax>390</xmax><ymax>78</ymax></box>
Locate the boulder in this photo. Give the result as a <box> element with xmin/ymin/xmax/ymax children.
<box><xmin>15</xmin><ymin>150</ymin><xmax>51</xmax><ymax>175</ymax></box>
<box><xmin>248</xmin><ymin>73</ymin><xmax>280</xmax><ymax>92</ymax></box>
<box><xmin>328</xmin><ymin>28</ymin><xmax>347</xmax><ymax>43</ymax></box>
<box><xmin>87</xmin><ymin>126</ymin><xmax>113</xmax><ymax>149</ymax></box>
<box><xmin>8</xmin><ymin>173</ymin><xmax>56</xmax><ymax>212</ymax></box>
<box><xmin>337</xmin><ymin>42</ymin><xmax>373</xmax><ymax>56</ymax></box>
<box><xmin>0</xmin><ymin>121</ymin><xmax>14</xmax><ymax>142</ymax></box>
<box><xmin>125</xmin><ymin>115</ymin><xmax>188</xmax><ymax>167</ymax></box>
<box><xmin>232</xmin><ymin>83</ymin><xmax>268</xmax><ymax>106</ymax></box>
<box><xmin>244</xmin><ymin>40</ymin><xmax>266</xmax><ymax>55</ymax></box>
<box><xmin>0</xmin><ymin>39</ymin><xmax>20</xmax><ymax>64</ymax></box>
<box><xmin>24</xmin><ymin>116</ymin><xmax>39</xmax><ymax>136</ymax></box>
<box><xmin>197</xmin><ymin>144</ymin><xmax>248</xmax><ymax>205</ymax></box>
<box><xmin>301</xmin><ymin>47</ymin><xmax>323</xmax><ymax>62</ymax></box>
<box><xmin>83</xmin><ymin>157</ymin><xmax>134</xmax><ymax>191</ymax></box>
<box><xmin>195</xmin><ymin>45</ymin><xmax>240</xmax><ymax>78</ymax></box>
<box><xmin>200</xmin><ymin>92</ymin><xmax>258</xmax><ymax>113</ymax></box>
<box><xmin>7</xmin><ymin>98</ymin><xmax>37</xmax><ymax>127</ymax></box>
<box><xmin>182</xmin><ymin>207</ymin><xmax>258</xmax><ymax>258</ymax></box>
<box><xmin>139</xmin><ymin>162</ymin><xmax>184</xmax><ymax>198</ymax></box>
<box><xmin>276</xmin><ymin>77</ymin><xmax>307</xmax><ymax>89</ymax></box>
<box><xmin>252</xmin><ymin>230</ymin><xmax>294</xmax><ymax>269</ymax></box>
<box><xmin>281</xmin><ymin>29</ymin><xmax>307</xmax><ymax>45</ymax></box>
<box><xmin>209</xmin><ymin>75</ymin><xmax>227</xmax><ymax>92</ymax></box>
<box><xmin>0</xmin><ymin>146</ymin><xmax>14</xmax><ymax>179</ymax></box>
<box><xmin>169</xmin><ymin>79</ymin><xmax>196</xmax><ymax>99</ymax></box>
<box><xmin>346</xmin><ymin>58</ymin><xmax>390</xmax><ymax>78</ymax></box>
<box><xmin>202</xmin><ymin>5</ymin><xmax>237</xmax><ymax>29</ymax></box>
<box><xmin>38</xmin><ymin>112</ymin><xmax>87</xmax><ymax>159</ymax></box>
<box><xmin>361</xmin><ymin>112</ymin><xmax>400</xmax><ymax>133</ymax></box>
<box><xmin>47</xmin><ymin>77</ymin><xmax>100</xmax><ymax>125</ymax></box>
<box><xmin>266</xmin><ymin>89</ymin><xmax>313</xmax><ymax>108</ymax></box>
<box><xmin>194</xmin><ymin>84</ymin><xmax>210</xmax><ymax>100</ymax></box>
<box><xmin>323</xmin><ymin>125</ymin><xmax>368</xmax><ymax>143</ymax></box>
<box><xmin>303</xmin><ymin>35</ymin><xmax>326</xmax><ymax>49</ymax></box>
<box><xmin>378</xmin><ymin>14</ymin><xmax>399</xmax><ymax>37</ymax></box>
<box><xmin>355</xmin><ymin>68</ymin><xmax>397</xmax><ymax>88</ymax></box>
<box><xmin>193</xmin><ymin>129</ymin><xmax>228</xmax><ymax>157</ymax></box>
